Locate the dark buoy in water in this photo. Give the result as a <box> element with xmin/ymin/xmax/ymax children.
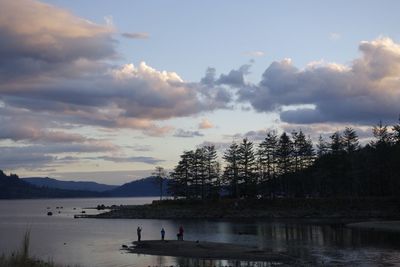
<box><xmin>47</xmin><ymin>211</ymin><xmax>53</xmax><ymax>216</ymax></box>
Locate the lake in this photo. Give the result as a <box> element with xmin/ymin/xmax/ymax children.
<box><xmin>0</xmin><ymin>197</ymin><xmax>400</xmax><ymax>266</ymax></box>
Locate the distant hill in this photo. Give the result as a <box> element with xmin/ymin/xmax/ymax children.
<box><xmin>1</xmin><ymin>170</ymin><xmax>170</xmax><ymax>199</ymax></box>
<box><xmin>0</xmin><ymin>170</ymin><xmax>102</xmax><ymax>199</ymax></box>
<box><xmin>22</xmin><ymin>177</ymin><xmax>117</xmax><ymax>192</ymax></box>
<box><xmin>106</xmin><ymin>176</ymin><xmax>169</xmax><ymax>197</ymax></box>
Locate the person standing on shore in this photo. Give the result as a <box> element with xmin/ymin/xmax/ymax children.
<box><xmin>179</xmin><ymin>226</ymin><xmax>184</xmax><ymax>241</ymax></box>
<box><xmin>137</xmin><ymin>226</ymin><xmax>142</xmax><ymax>242</ymax></box>
<box><xmin>161</xmin><ymin>228</ymin><xmax>165</xmax><ymax>241</ymax></box>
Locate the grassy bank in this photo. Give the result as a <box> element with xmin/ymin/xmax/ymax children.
<box><xmin>0</xmin><ymin>232</ymin><xmax>76</xmax><ymax>267</ymax></box>
<box><xmin>80</xmin><ymin>197</ymin><xmax>400</xmax><ymax>220</ymax></box>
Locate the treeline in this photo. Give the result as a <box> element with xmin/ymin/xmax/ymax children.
<box><xmin>168</xmin><ymin>120</ymin><xmax>400</xmax><ymax>199</ymax></box>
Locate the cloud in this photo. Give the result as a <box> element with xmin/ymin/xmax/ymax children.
<box><xmin>0</xmin><ymin>142</ymin><xmax>118</xmax><ymax>170</ymax></box>
<box><xmin>196</xmin><ymin>141</ymin><xmax>231</xmax><ymax>152</ymax></box>
<box><xmin>98</xmin><ymin>156</ymin><xmax>163</xmax><ymax>164</ymax></box>
<box><xmin>173</xmin><ymin>129</ymin><xmax>204</xmax><ymax>138</ymax></box>
<box><xmin>226</xmin><ymin>129</ymin><xmax>269</xmax><ymax>142</ymax></box>
<box><xmin>0</xmin><ymin>120</ymin><xmax>87</xmax><ymax>143</ymax></box>
<box><xmin>238</xmin><ymin>37</ymin><xmax>400</xmax><ymax>125</ymax></box>
<box><xmin>198</xmin><ymin>118</ymin><xmax>214</xmax><ymax>129</ymax></box>
<box><xmin>216</xmin><ymin>64</ymin><xmax>251</xmax><ymax>87</ymax></box>
<box><xmin>244</xmin><ymin>51</ymin><xmax>265</xmax><ymax>57</ymax></box>
<box><xmin>127</xmin><ymin>144</ymin><xmax>153</xmax><ymax>152</ymax></box>
<box><xmin>200</xmin><ymin>67</ymin><xmax>217</xmax><ymax>85</ymax></box>
<box><xmin>0</xmin><ymin>1</ymin><xmax>233</xmax><ymax>140</ymax></box>
<box><xmin>122</xmin><ymin>32</ymin><xmax>149</xmax><ymax>39</ymax></box>
<box><xmin>0</xmin><ymin>61</ymin><xmax>230</xmax><ymax>135</ymax></box>
<box><xmin>0</xmin><ymin>0</ymin><xmax>115</xmax><ymax>80</ymax></box>
<box><xmin>280</xmin><ymin>123</ymin><xmax>373</xmax><ymax>141</ymax></box>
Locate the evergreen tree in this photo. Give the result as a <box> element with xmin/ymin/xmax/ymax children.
<box><xmin>303</xmin><ymin>135</ymin><xmax>316</xmax><ymax>168</ymax></box>
<box><xmin>317</xmin><ymin>135</ymin><xmax>329</xmax><ymax>157</ymax></box>
<box><xmin>392</xmin><ymin>116</ymin><xmax>400</xmax><ymax>144</ymax></box>
<box><xmin>169</xmin><ymin>150</ymin><xmax>193</xmax><ymax>198</ymax></box>
<box><xmin>223</xmin><ymin>142</ymin><xmax>240</xmax><ymax>198</ymax></box>
<box><xmin>237</xmin><ymin>138</ymin><xmax>257</xmax><ymax>197</ymax></box>
<box><xmin>204</xmin><ymin>145</ymin><xmax>219</xmax><ymax>198</ymax></box>
<box><xmin>330</xmin><ymin>131</ymin><xmax>344</xmax><ymax>154</ymax></box>
<box><xmin>343</xmin><ymin>127</ymin><xmax>360</xmax><ymax>153</ymax></box>
<box><xmin>258</xmin><ymin>131</ymin><xmax>278</xmax><ymax>182</ymax></box>
<box><xmin>276</xmin><ymin>132</ymin><xmax>293</xmax><ymax>175</ymax></box>
<box><xmin>292</xmin><ymin>130</ymin><xmax>313</xmax><ymax>171</ymax></box>
<box><xmin>193</xmin><ymin>148</ymin><xmax>207</xmax><ymax>199</ymax></box>
<box><xmin>372</xmin><ymin>121</ymin><xmax>392</xmax><ymax>147</ymax></box>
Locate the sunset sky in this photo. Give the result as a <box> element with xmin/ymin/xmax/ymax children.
<box><xmin>1</xmin><ymin>0</ymin><xmax>400</xmax><ymax>184</ymax></box>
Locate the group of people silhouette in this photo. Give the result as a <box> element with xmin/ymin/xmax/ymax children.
<box><xmin>136</xmin><ymin>225</ymin><xmax>184</xmax><ymax>241</ymax></box>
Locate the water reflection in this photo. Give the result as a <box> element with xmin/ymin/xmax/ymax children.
<box><xmin>1</xmin><ymin>199</ymin><xmax>400</xmax><ymax>267</ymax></box>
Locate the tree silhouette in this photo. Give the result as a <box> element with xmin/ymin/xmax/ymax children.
<box><xmin>152</xmin><ymin>166</ymin><xmax>166</xmax><ymax>200</ymax></box>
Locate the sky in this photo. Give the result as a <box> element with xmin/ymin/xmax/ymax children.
<box><xmin>1</xmin><ymin>0</ymin><xmax>400</xmax><ymax>184</ymax></box>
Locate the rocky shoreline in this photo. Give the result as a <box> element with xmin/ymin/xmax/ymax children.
<box><xmin>76</xmin><ymin>198</ymin><xmax>400</xmax><ymax>220</ymax></box>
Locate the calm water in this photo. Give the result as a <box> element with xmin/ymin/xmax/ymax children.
<box><xmin>0</xmin><ymin>198</ymin><xmax>400</xmax><ymax>267</ymax></box>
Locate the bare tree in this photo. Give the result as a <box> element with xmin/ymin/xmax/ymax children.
<box><xmin>153</xmin><ymin>166</ymin><xmax>166</xmax><ymax>200</ymax></box>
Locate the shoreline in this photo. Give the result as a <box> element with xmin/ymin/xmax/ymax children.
<box><xmin>76</xmin><ymin>197</ymin><xmax>400</xmax><ymax>220</ymax></box>
<box><xmin>123</xmin><ymin>240</ymin><xmax>299</xmax><ymax>263</ymax></box>
<box><xmin>347</xmin><ymin>221</ymin><xmax>400</xmax><ymax>233</ymax></box>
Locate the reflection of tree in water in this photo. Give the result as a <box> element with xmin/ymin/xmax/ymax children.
<box><xmin>174</xmin><ymin>257</ymin><xmax>284</xmax><ymax>267</ymax></box>
<box><xmin>255</xmin><ymin>221</ymin><xmax>400</xmax><ymax>266</ymax></box>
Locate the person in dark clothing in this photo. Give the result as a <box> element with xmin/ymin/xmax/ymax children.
<box><xmin>161</xmin><ymin>228</ymin><xmax>165</xmax><ymax>240</ymax></box>
<box><xmin>178</xmin><ymin>226</ymin><xmax>184</xmax><ymax>241</ymax></box>
<box><xmin>137</xmin><ymin>226</ymin><xmax>142</xmax><ymax>242</ymax></box>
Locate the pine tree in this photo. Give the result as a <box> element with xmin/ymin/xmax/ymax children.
<box><xmin>223</xmin><ymin>142</ymin><xmax>240</xmax><ymax>198</ymax></box>
<box><xmin>237</xmin><ymin>138</ymin><xmax>257</xmax><ymax>197</ymax></box>
<box><xmin>193</xmin><ymin>148</ymin><xmax>207</xmax><ymax>199</ymax></box>
<box><xmin>258</xmin><ymin>131</ymin><xmax>278</xmax><ymax>182</ymax></box>
<box><xmin>204</xmin><ymin>145</ymin><xmax>219</xmax><ymax>198</ymax></box>
<box><xmin>392</xmin><ymin>116</ymin><xmax>400</xmax><ymax>144</ymax></box>
<box><xmin>343</xmin><ymin>127</ymin><xmax>359</xmax><ymax>153</ymax></box>
<box><xmin>372</xmin><ymin>121</ymin><xmax>392</xmax><ymax>147</ymax></box>
<box><xmin>292</xmin><ymin>130</ymin><xmax>312</xmax><ymax>171</ymax></box>
<box><xmin>169</xmin><ymin>150</ymin><xmax>193</xmax><ymax>198</ymax></box>
<box><xmin>303</xmin><ymin>135</ymin><xmax>315</xmax><ymax>168</ymax></box>
<box><xmin>317</xmin><ymin>135</ymin><xmax>328</xmax><ymax>157</ymax></box>
<box><xmin>330</xmin><ymin>131</ymin><xmax>344</xmax><ymax>154</ymax></box>
<box><xmin>276</xmin><ymin>132</ymin><xmax>293</xmax><ymax>175</ymax></box>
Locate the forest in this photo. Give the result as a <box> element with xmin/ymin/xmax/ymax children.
<box><xmin>168</xmin><ymin>119</ymin><xmax>400</xmax><ymax>200</ymax></box>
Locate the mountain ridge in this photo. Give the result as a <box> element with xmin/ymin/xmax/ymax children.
<box><xmin>22</xmin><ymin>177</ymin><xmax>117</xmax><ymax>192</ymax></box>
<box><xmin>1</xmin><ymin>170</ymin><xmax>169</xmax><ymax>199</ymax></box>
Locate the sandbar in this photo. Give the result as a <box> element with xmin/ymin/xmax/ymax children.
<box><xmin>123</xmin><ymin>240</ymin><xmax>295</xmax><ymax>262</ymax></box>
